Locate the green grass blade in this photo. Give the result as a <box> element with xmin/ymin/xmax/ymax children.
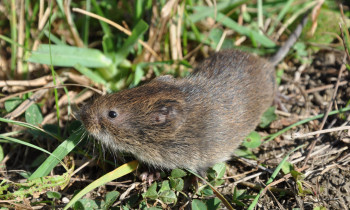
<box><xmin>97</xmin><ymin>19</ymin><xmax>149</xmax><ymax>81</ymax></box>
<box><xmin>44</xmin><ymin>30</ymin><xmax>65</xmax><ymax>45</ymax></box>
<box><xmin>63</xmin><ymin>160</ymin><xmax>139</xmax><ymax>210</ymax></box>
<box><xmin>248</xmin><ymin>145</ymin><xmax>304</xmax><ymax>210</ymax></box>
<box><xmin>0</xmin><ymin>117</ymin><xmax>61</xmax><ymax>141</ymax></box>
<box><xmin>0</xmin><ymin>34</ymin><xmax>29</xmax><ymax>51</ymax></box>
<box><xmin>29</xmin><ymin>129</ymin><xmax>84</xmax><ymax>180</ymax></box>
<box><xmin>215</xmin><ymin>12</ymin><xmax>275</xmax><ymax>48</ymax></box>
<box><xmin>74</xmin><ymin>64</ymin><xmax>107</xmax><ymax>85</ymax></box>
<box><xmin>47</xmin><ymin>2</ymin><xmax>61</xmax><ymax>139</ymax></box>
<box><xmin>264</xmin><ymin>106</ymin><xmax>350</xmax><ymax>143</ymax></box>
<box><xmin>189</xmin><ymin>0</ymin><xmax>249</xmax><ymax>23</ymax></box>
<box><xmin>90</xmin><ymin>0</ymin><xmax>112</xmax><ymax>37</ymax></box>
<box><xmin>189</xmin><ymin>1</ymin><xmax>275</xmax><ymax>48</ymax></box>
<box><xmin>0</xmin><ymin>135</ymin><xmax>64</xmax><ymax>165</ymax></box>
<box><xmin>83</xmin><ymin>0</ymin><xmax>91</xmax><ymax>45</ymax></box>
<box><xmin>27</xmin><ymin>44</ymin><xmax>112</xmax><ymax>68</ymax></box>
<box><xmin>91</xmin><ymin>0</ymin><xmax>114</xmax><ymax>53</ymax></box>
<box><xmin>114</xmin><ymin>19</ymin><xmax>149</xmax><ymax>66</ymax></box>
<box><xmin>267</xmin><ymin>0</ymin><xmax>295</xmax><ymax>35</ymax></box>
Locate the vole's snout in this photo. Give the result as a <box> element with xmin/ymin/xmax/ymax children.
<box><xmin>77</xmin><ymin>103</ymin><xmax>100</xmax><ymax>133</ymax></box>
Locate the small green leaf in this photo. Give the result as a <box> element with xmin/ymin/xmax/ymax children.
<box><xmin>104</xmin><ymin>191</ymin><xmax>120</xmax><ymax>209</ymax></box>
<box><xmin>206</xmin><ymin>168</ymin><xmax>217</xmax><ymax>180</ymax></box>
<box><xmin>281</xmin><ymin>161</ymin><xmax>294</xmax><ymax>174</ymax></box>
<box><xmin>296</xmin><ymin>180</ymin><xmax>304</xmax><ymax>195</ymax></box>
<box><xmin>259</xmin><ymin>106</ymin><xmax>277</xmax><ymax>128</ymax></box>
<box><xmin>212</xmin><ymin>162</ymin><xmax>226</xmax><ymax>179</ymax></box>
<box><xmin>276</xmin><ymin>68</ymin><xmax>284</xmax><ymax>85</ymax></box>
<box><xmin>158</xmin><ymin>190</ymin><xmax>177</xmax><ymax>204</ymax></box>
<box><xmin>291</xmin><ymin>170</ymin><xmax>304</xmax><ymax>181</ymax></box>
<box><xmin>170</xmin><ymin>168</ymin><xmax>187</xmax><ymax>178</ymax></box>
<box><xmin>205</xmin><ymin>197</ymin><xmax>221</xmax><ymax>210</ymax></box>
<box><xmin>211</xmin><ymin>179</ymin><xmax>225</xmax><ymax>187</ymax></box>
<box><xmin>293</xmin><ymin>42</ymin><xmax>308</xmax><ymax>57</ymax></box>
<box><xmin>233</xmin><ymin>148</ymin><xmax>257</xmax><ymax>160</ymax></box>
<box><xmin>159</xmin><ymin>180</ymin><xmax>170</xmax><ymax>193</ymax></box>
<box><xmin>192</xmin><ymin>199</ymin><xmax>207</xmax><ymax>210</ymax></box>
<box><xmin>25</xmin><ymin>104</ymin><xmax>43</xmax><ymax>126</ymax></box>
<box><xmin>242</xmin><ymin>131</ymin><xmax>262</xmax><ymax>149</ymax></box>
<box><xmin>232</xmin><ymin>188</ymin><xmax>247</xmax><ymax>207</ymax></box>
<box><xmin>47</xmin><ymin>191</ymin><xmax>61</xmax><ymax>199</ymax></box>
<box><xmin>233</xmin><ymin>187</ymin><xmax>246</xmax><ymax>199</ymax></box>
<box><xmin>142</xmin><ymin>182</ymin><xmax>158</xmax><ymax>200</ymax></box>
<box><xmin>200</xmin><ymin>186</ymin><xmax>213</xmax><ymax>196</ymax></box>
<box><xmin>169</xmin><ymin>177</ymin><xmax>184</xmax><ymax>191</ymax></box>
<box><xmin>74</xmin><ymin>198</ymin><xmax>101</xmax><ymax>209</ymax></box>
<box><xmin>5</xmin><ymin>97</ymin><xmax>23</xmax><ymax>112</ymax></box>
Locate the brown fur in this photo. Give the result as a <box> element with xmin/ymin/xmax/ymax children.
<box><xmin>79</xmin><ymin>50</ymin><xmax>275</xmax><ymax>173</ymax></box>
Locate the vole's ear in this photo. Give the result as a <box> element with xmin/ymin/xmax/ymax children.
<box><xmin>149</xmin><ymin>100</ymin><xmax>184</xmax><ymax>128</ymax></box>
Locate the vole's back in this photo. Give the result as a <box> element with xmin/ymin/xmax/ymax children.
<box><xmin>173</xmin><ymin>50</ymin><xmax>275</xmax><ymax>171</ymax></box>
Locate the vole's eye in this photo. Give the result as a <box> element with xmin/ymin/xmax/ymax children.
<box><xmin>108</xmin><ymin>111</ymin><xmax>118</xmax><ymax>118</ymax></box>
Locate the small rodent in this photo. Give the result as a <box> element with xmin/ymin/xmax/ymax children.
<box><xmin>79</xmin><ymin>50</ymin><xmax>275</xmax><ymax>173</ymax></box>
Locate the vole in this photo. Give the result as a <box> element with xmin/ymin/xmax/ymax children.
<box><xmin>79</xmin><ymin>14</ymin><xmax>309</xmax><ymax>173</ymax></box>
<box><xmin>79</xmin><ymin>50</ymin><xmax>274</xmax><ymax>172</ymax></box>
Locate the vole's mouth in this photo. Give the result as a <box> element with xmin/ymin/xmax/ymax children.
<box><xmin>90</xmin><ymin>130</ymin><xmax>118</xmax><ymax>151</ymax></box>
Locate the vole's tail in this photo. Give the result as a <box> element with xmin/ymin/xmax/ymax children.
<box><xmin>269</xmin><ymin>11</ymin><xmax>310</xmax><ymax>67</ymax></box>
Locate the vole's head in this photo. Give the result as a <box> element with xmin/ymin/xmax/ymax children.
<box><xmin>78</xmin><ymin>77</ymin><xmax>187</xmax><ymax>154</ymax></box>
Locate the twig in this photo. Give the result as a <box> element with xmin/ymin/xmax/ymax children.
<box><xmin>289</xmin><ymin>126</ymin><xmax>350</xmax><ymax>139</ymax></box>
<box><xmin>238</xmin><ymin>181</ymin><xmax>294</xmax><ymax>196</ymax></box>
<box><xmin>0</xmin><ymin>75</ymin><xmax>52</xmax><ymax>87</ymax></box>
<box><xmin>305</xmin><ymin>81</ymin><xmax>348</xmax><ymax>94</ymax></box>
<box><xmin>64</xmin><ymin>0</ymin><xmax>84</xmax><ymax>47</ymax></box>
<box><xmin>233</xmin><ymin>172</ymin><xmax>263</xmax><ymax>185</ymax></box>
<box><xmin>0</xmin><ymin>83</ymin><xmax>103</xmax><ymax>104</ymax></box>
<box><xmin>261</xmin><ymin>165</ymin><xmax>308</xmax><ymax>196</ymax></box>
<box><xmin>303</xmin><ymin>54</ymin><xmax>347</xmax><ymax>167</ymax></box>
<box><xmin>71</xmin><ymin>156</ymin><xmax>96</xmax><ymax>176</ymax></box>
<box><xmin>4</xmin><ymin>77</ymin><xmax>68</xmax><ymax>119</ymax></box>
<box><xmin>33</xmin><ymin>6</ymin><xmax>52</xmax><ymax>51</ymax></box>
